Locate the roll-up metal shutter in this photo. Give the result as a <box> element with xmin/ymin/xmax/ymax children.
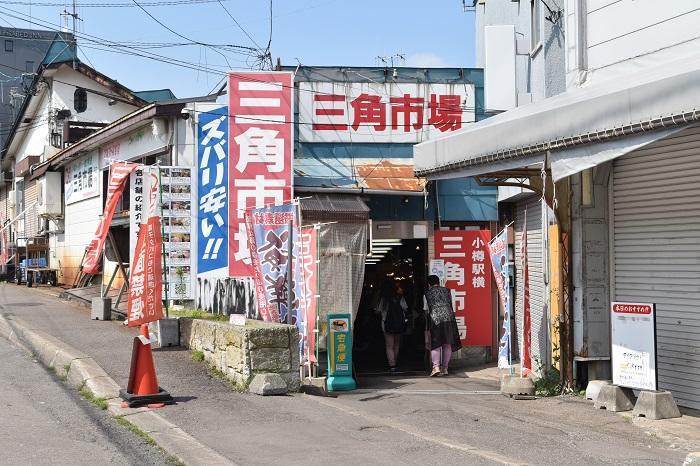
<box><xmin>24</xmin><ymin>179</ymin><xmax>39</xmax><ymax>238</ymax></box>
<box><xmin>0</xmin><ymin>188</ymin><xmax>7</xmax><ymax>223</ymax></box>
<box><xmin>515</xmin><ymin>195</ymin><xmax>548</xmax><ymax>371</ymax></box>
<box><xmin>612</xmin><ymin>125</ymin><xmax>700</xmax><ymax>410</ymax></box>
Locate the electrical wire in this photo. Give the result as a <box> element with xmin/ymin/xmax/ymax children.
<box><xmin>129</xmin><ymin>0</ymin><xmax>244</xmax><ymax>70</ymax></box>
<box><xmin>1</xmin><ymin>0</ymin><xmax>234</xmax><ymax>7</ymax></box>
<box><xmin>0</xmin><ymin>5</ymin><xmax>487</xmax><ymax>116</ymax></box>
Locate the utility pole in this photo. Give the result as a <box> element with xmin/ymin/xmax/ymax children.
<box><xmin>61</xmin><ymin>0</ymin><xmax>81</xmax><ymax>69</ymax></box>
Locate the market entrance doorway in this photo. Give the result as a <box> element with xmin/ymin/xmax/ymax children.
<box><xmin>354</xmin><ymin>238</ymin><xmax>429</xmax><ymax>375</ymax></box>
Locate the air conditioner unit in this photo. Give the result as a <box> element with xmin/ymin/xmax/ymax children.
<box><xmin>8</xmin><ymin>190</ymin><xmax>15</xmax><ymax>208</ymax></box>
<box><xmin>37</xmin><ymin>172</ymin><xmax>62</xmax><ymax>216</ymax></box>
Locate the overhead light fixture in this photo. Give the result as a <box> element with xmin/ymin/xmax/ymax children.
<box><xmin>372</xmin><ymin>239</ymin><xmax>401</xmax><ymax>243</ymax></box>
<box><xmin>372</xmin><ymin>241</ymin><xmax>402</xmax><ymax>246</ymax></box>
<box><xmin>371</xmin><ymin>248</ymin><xmax>392</xmax><ymax>253</ymax></box>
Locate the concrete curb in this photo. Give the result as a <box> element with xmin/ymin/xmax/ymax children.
<box><xmin>0</xmin><ymin>313</ymin><xmax>234</xmax><ymax>466</ymax></box>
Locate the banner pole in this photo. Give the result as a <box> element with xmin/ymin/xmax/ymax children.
<box><xmin>507</xmin><ymin>226</ymin><xmax>513</xmax><ymax>376</ymax></box>
<box><xmin>158</xmin><ymin>167</ymin><xmax>170</xmax><ymax>318</ymax></box>
<box><xmin>286</xmin><ymin>219</ymin><xmax>294</xmax><ymax>325</ymax></box>
<box><xmin>315</xmin><ymin>223</ymin><xmax>321</xmax><ymax>378</ymax></box>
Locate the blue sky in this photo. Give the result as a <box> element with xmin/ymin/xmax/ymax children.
<box><xmin>2</xmin><ymin>0</ymin><xmax>476</xmax><ymax>97</ymax></box>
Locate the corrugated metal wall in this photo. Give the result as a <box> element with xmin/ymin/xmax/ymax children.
<box><xmin>515</xmin><ymin>195</ymin><xmax>548</xmax><ymax>372</ymax></box>
<box><xmin>0</xmin><ymin>187</ymin><xmax>7</xmax><ymax>223</ymax></box>
<box><xmin>612</xmin><ymin>125</ymin><xmax>700</xmax><ymax>410</ymax></box>
<box><xmin>23</xmin><ymin>179</ymin><xmax>39</xmax><ymax>238</ymax></box>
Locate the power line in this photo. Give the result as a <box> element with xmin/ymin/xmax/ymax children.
<box><xmin>129</xmin><ymin>0</ymin><xmax>247</xmax><ymax>70</ymax></box>
<box><xmin>216</xmin><ymin>0</ymin><xmax>263</xmax><ymax>51</ymax></box>
<box><xmin>1</xmin><ymin>0</ymin><xmax>234</xmax><ymax>7</ymax></box>
<box><xmin>0</xmin><ymin>5</ymin><xmax>485</xmax><ymax>111</ymax></box>
<box><xmin>0</xmin><ymin>6</ymin><xmax>250</xmax><ymax>77</ymax></box>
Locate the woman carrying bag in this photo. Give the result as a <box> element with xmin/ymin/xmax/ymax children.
<box><xmin>423</xmin><ymin>274</ymin><xmax>462</xmax><ymax>376</ymax></box>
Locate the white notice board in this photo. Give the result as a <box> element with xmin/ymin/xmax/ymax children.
<box><xmin>611</xmin><ymin>302</ymin><xmax>657</xmax><ymax>391</ymax></box>
<box><xmin>430</xmin><ymin>259</ymin><xmax>445</xmax><ymax>286</ymax></box>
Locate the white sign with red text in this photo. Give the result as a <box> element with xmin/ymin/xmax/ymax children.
<box><xmin>229</xmin><ymin>72</ymin><xmax>294</xmax><ymax>277</ymax></box>
<box><xmin>611</xmin><ymin>302</ymin><xmax>657</xmax><ymax>391</ymax></box>
<box><xmin>298</xmin><ymin>82</ymin><xmax>475</xmax><ymax>143</ymax></box>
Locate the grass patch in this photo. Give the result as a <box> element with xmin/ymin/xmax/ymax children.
<box><xmin>115</xmin><ymin>416</ymin><xmax>185</xmax><ymax>465</ymax></box>
<box><xmin>165</xmin><ymin>456</ymin><xmax>186</xmax><ymax>466</ymax></box>
<box><xmin>114</xmin><ymin>416</ymin><xmax>157</xmax><ymax>447</ymax></box>
<box><xmin>208</xmin><ymin>364</ymin><xmax>247</xmax><ymax>392</ymax></box>
<box><xmin>534</xmin><ymin>368</ymin><xmax>562</xmax><ymax>397</ymax></box>
<box><xmin>533</xmin><ymin>358</ymin><xmax>562</xmax><ymax>397</ymax></box>
<box><xmin>191</xmin><ymin>350</ymin><xmax>205</xmax><ymax>362</ymax></box>
<box><xmin>77</xmin><ymin>381</ymin><xmax>108</xmax><ymax>410</ymax></box>
<box><xmin>168</xmin><ymin>308</ymin><xmax>228</xmax><ymax>322</ymax></box>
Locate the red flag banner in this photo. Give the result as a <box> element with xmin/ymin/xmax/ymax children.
<box><xmin>83</xmin><ymin>162</ymin><xmax>139</xmax><ymax>275</ymax></box>
<box><xmin>0</xmin><ymin>228</ymin><xmax>8</xmax><ymax>265</ymax></box>
<box><xmin>300</xmin><ymin>227</ymin><xmax>318</xmax><ymax>364</ymax></box>
<box><xmin>229</xmin><ymin>72</ymin><xmax>294</xmax><ymax>277</ymax></box>
<box><xmin>127</xmin><ymin>215</ymin><xmax>164</xmax><ymax>327</ymax></box>
<box><xmin>521</xmin><ymin>212</ymin><xmax>532</xmax><ymax>376</ymax></box>
<box><xmin>434</xmin><ymin>230</ymin><xmax>493</xmax><ymax>347</ymax></box>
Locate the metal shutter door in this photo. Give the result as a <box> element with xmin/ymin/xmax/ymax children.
<box><xmin>24</xmin><ymin>179</ymin><xmax>39</xmax><ymax>238</ymax></box>
<box><xmin>515</xmin><ymin>195</ymin><xmax>547</xmax><ymax>371</ymax></box>
<box><xmin>612</xmin><ymin>125</ymin><xmax>700</xmax><ymax>410</ymax></box>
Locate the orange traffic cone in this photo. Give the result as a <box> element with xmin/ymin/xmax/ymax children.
<box><xmin>119</xmin><ymin>324</ymin><xmax>173</xmax><ymax>408</ymax></box>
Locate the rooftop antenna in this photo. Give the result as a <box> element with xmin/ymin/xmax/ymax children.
<box><xmin>376</xmin><ymin>53</ymin><xmax>406</xmax><ymax>68</ymax></box>
<box><xmin>60</xmin><ymin>0</ymin><xmax>82</xmax><ymax>69</ymax></box>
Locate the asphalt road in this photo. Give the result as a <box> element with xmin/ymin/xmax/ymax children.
<box><xmin>0</xmin><ymin>335</ymin><xmax>168</xmax><ymax>465</ymax></box>
<box><xmin>0</xmin><ymin>284</ymin><xmax>694</xmax><ymax>465</ymax></box>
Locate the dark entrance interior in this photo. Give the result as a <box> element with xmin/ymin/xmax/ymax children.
<box><xmin>354</xmin><ymin>238</ymin><xmax>428</xmax><ymax>374</ymax></box>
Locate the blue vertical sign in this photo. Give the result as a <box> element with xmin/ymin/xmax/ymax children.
<box><xmin>197</xmin><ymin>106</ymin><xmax>229</xmax><ymax>274</ymax></box>
<box><xmin>488</xmin><ymin>228</ymin><xmax>511</xmax><ymax>369</ymax></box>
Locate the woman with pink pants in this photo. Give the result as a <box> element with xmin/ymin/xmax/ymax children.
<box><xmin>424</xmin><ymin>274</ymin><xmax>462</xmax><ymax>376</ymax></box>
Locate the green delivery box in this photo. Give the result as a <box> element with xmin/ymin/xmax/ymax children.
<box><xmin>326</xmin><ymin>313</ymin><xmax>356</xmax><ymax>391</ymax></box>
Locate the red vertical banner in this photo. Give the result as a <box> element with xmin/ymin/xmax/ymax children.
<box><xmin>127</xmin><ymin>217</ymin><xmax>164</xmax><ymax>327</ymax></box>
<box><xmin>434</xmin><ymin>230</ymin><xmax>492</xmax><ymax>347</ymax></box>
<box><xmin>229</xmin><ymin>72</ymin><xmax>294</xmax><ymax>277</ymax></box>
<box><xmin>521</xmin><ymin>215</ymin><xmax>532</xmax><ymax>376</ymax></box>
<box><xmin>0</xmin><ymin>228</ymin><xmax>8</xmax><ymax>265</ymax></box>
<box><xmin>83</xmin><ymin>162</ymin><xmax>139</xmax><ymax>274</ymax></box>
<box><xmin>300</xmin><ymin>227</ymin><xmax>318</xmax><ymax>364</ymax></box>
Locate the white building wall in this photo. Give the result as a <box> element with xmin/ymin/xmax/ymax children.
<box><xmin>14</xmin><ymin>92</ymin><xmax>50</xmax><ymax>162</ymax></box>
<box><xmin>57</xmin><ymin>181</ymin><xmax>102</xmax><ymax>285</ymax></box>
<box><xmin>567</xmin><ymin>0</ymin><xmax>700</xmax><ymax>87</ymax></box>
<box><xmin>51</xmin><ymin>67</ymin><xmax>136</xmax><ymax>125</ymax></box>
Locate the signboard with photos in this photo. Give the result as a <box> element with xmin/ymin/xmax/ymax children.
<box><xmin>130</xmin><ymin>166</ymin><xmax>194</xmax><ymax>300</ymax></box>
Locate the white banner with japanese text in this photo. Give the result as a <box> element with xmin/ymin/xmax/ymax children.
<box><xmin>298</xmin><ymin>81</ymin><xmax>475</xmax><ymax>143</ymax></box>
<box><xmin>65</xmin><ymin>151</ymin><xmax>100</xmax><ymax>205</ymax></box>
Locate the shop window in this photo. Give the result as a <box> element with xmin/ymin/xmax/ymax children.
<box><xmin>5</xmin><ymin>40</ymin><xmax>13</xmax><ymax>53</ymax></box>
<box><xmin>74</xmin><ymin>88</ymin><xmax>87</xmax><ymax>113</ymax></box>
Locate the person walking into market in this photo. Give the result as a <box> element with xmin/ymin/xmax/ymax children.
<box><xmin>424</xmin><ymin>274</ymin><xmax>462</xmax><ymax>376</ymax></box>
<box><xmin>377</xmin><ymin>280</ymin><xmax>408</xmax><ymax>372</ymax></box>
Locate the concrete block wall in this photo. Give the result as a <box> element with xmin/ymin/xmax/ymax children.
<box><xmin>180</xmin><ymin>318</ymin><xmax>300</xmax><ymax>391</ymax></box>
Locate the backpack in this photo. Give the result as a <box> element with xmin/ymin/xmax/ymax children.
<box><xmin>384</xmin><ymin>298</ymin><xmax>407</xmax><ymax>334</ymax></box>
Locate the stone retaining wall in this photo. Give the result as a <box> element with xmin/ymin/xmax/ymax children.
<box><xmin>179</xmin><ymin>318</ymin><xmax>300</xmax><ymax>391</ymax></box>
